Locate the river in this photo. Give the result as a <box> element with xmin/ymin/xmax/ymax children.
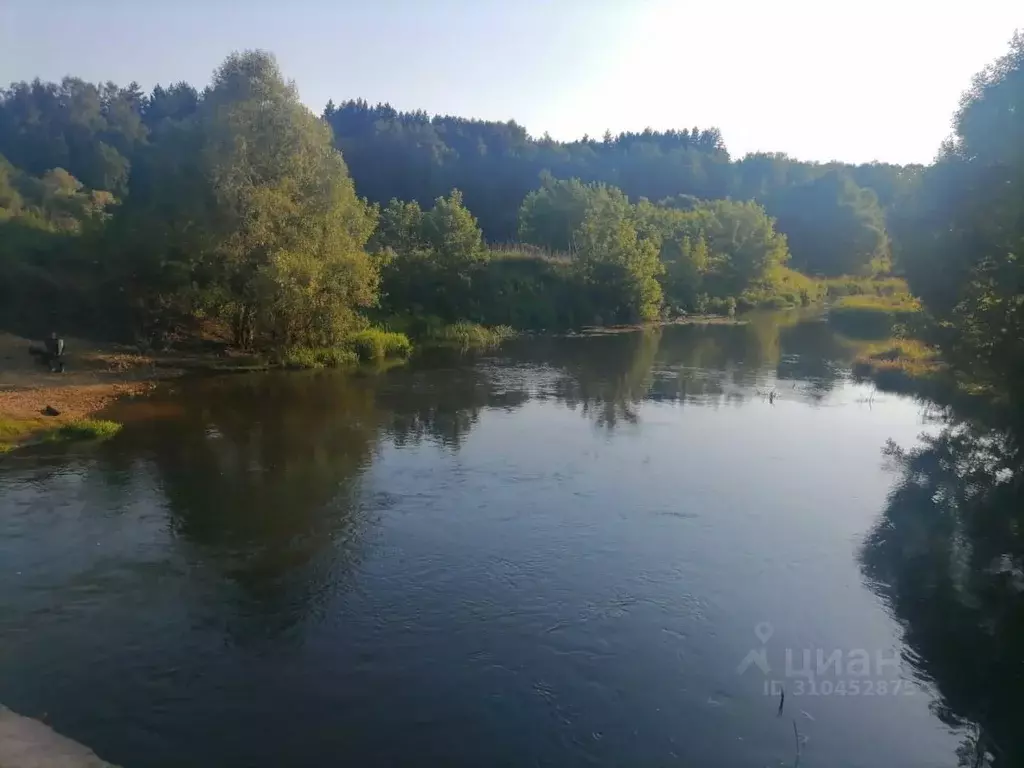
<box><xmin>1</xmin><ymin>313</ymin><xmax>1019</xmax><ymax>767</ymax></box>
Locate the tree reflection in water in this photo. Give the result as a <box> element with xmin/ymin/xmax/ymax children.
<box><xmin>861</xmin><ymin>414</ymin><xmax>1024</xmax><ymax>767</ymax></box>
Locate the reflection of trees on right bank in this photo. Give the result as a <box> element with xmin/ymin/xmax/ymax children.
<box><xmin>503</xmin><ymin>312</ymin><xmax>852</xmax><ymax>427</ymax></box>
<box><xmin>372</xmin><ymin>358</ymin><xmax>530</xmax><ymax>448</ymax></box>
<box><xmin>861</xmin><ymin>412</ymin><xmax>1024</xmax><ymax>767</ymax></box>
<box><xmin>506</xmin><ymin>330</ymin><xmax>662</xmax><ymax>429</ymax></box>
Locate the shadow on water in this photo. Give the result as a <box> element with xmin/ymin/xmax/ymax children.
<box><xmin>103</xmin><ymin>372</ymin><xmax>386</xmax><ymax>640</ymax></box>
<box><xmin>860</xmin><ymin>400</ymin><xmax>1024</xmax><ymax>766</ymax></box>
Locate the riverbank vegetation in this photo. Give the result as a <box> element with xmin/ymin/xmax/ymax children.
<box><xmin>1</xmin><ymin>32</ymin><xmax>1023</xmax><ymax>398</ymax></box>
<box><xmin>0</xmin><ymin>415</ymin><xmax>122</xmax><ymax>453</ymax></box>
<box><xmin>421</xmin><ymin>322</ymin><xmax>516</xmax><ymax>350</ymax></box>
<box><xmin>828</xmin><ymin>293</ymin><xmax>922</xmax><ymax>338</ymax></box>
<box><xmin>849</xmin><ymin>338</ymin><xmax>942</xmax><ymax>388</ymax></box>
<box><xmin>48</xmin><ymin>418</ymin><xmax>122</xmax><ymax>442</ymax></box>
<box><xmin>1</xmin><ymin>50</ymin><xmax>908</xmax><ymax>363</ymax></box>
<box><xmin>854</xmin><ymin>32</ymin><xmax>1024</xmax><ymax>402</ymax></box>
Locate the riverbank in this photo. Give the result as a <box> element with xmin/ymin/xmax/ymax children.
<box><xmin>847</xmin><ymin>335</ymin><xmax>1010</xmax><ymax>420</ymax></box>
<box><xmin>850</xmin><ymin>338</ymin><xmax>943</xmax><ymax>387</ymax></box>
<box><xmin>0</xmin><ymin>332</ymin><xmax>269</xmax><ymax>453</ymax></box>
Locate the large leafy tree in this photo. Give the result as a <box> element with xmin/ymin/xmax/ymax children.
<box><xmin>693</xmin><ymin>199</ymin><xmax>791</xmax><ymax>295</ymax></box>
<box><xmin>769</xmin><ymin>170</ymin><xmax>889</xmax><ymax>276</ymax></box>
<box><xmin>634</xmin><ymin>195</ymin><xmax>789</xmax><ymax>308</ymax></box>
<box><xmin>518</xmin><ymin>174</ymin><xmax>625</xmax><ymax>252</ymax></box>
<box><xmin>105</xmin><ymin>51</ymin><xmax>379</xmax><ymax>348</ymax></box>
<box><xmin>899</xmin><ymin>32</ymin><xmax>1024</xmax><ymax>387</ymax></box>
<box><xmin>374</xmin><ymin>189</ymin><xmax>487</xmax><ymax>321</ymax></box>
<box><xmin>571</xmin><ymin>189</ymin><xmax>663</xmax><ymax>323</ymax></box>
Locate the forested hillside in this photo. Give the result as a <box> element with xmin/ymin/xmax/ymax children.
<box><xmin>1</xmin><ymin>33</ymin><xmax>1022</xmax><ymax>389</ymax></box>
<box><xmin>324</xmin><ymin>98</ymin><xmax>916</xmax><ymax>255</ymax></box>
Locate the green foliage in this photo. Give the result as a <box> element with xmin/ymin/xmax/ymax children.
<box><xmin>736</xmin><ymin>266</ymin><xmax>826</xmax><ymax>311</ymax></box>
<box><xmin>50</xmin><ymin>419</ymin><xmax>123</xmax><ymax>441</ymax></box>
<box><xmin>0</xmin><ymin>154</ymin><xmax>116</xmax><ymax>332</ymax></box>
<box><xmin>769</xmin><ymin>170</ymin><xmax>890</xmax><ymax>277</ymax></box>
<box><xmin>101</xmin><ymin>51</ymin><xmax>380</xmax><ymax>349</ymax></box>
<box><xmin>326</xmin><ymin>100</ymin><xmax>731</xmax><ymax>240</ymax></box>
<box><xmin>828</xmin><ymin>294</ymin><xmax>921</xmax><ymax>338</ymax></box>
<box><xmin>423</xmin><ymin>322</ymin><xmax>515</xmax><ymax>350</ymax></box>
<box><xmin>0</xmin><ymin>78</ymin><xmax>146</xmax><ymax>194</ymax></box>
<box><xmin>518</xmin><ymin>175</ymin><xmax>615</xmax><ymax>252</ymax></box>
<box><xmin>841</xmin><ymin>336</ymin><xmax>950</xmax><ymax>396</ymax></box>
<box><xmin>702</xmin><ymin>296</ymin><xmax>737</xmax><ymax>316</ymax></box>
<box><xmin>283</xmin><ymin>329</ymin><xmax>411</xmax><ymax>366</ymax></box>
<box><xmin>344</xmin><ymin>329</ymin><xmax>412</xmax><ymax>361</ymax></box>
<box><xmin>472</xmin><ymin>249</ymin><xmax>584</xmax><ymax>330</ymax></box>
<box><xmin>6</xmin><ymin>47</ymin><xmax>983</xmax><ymax>361</ymax></box>
<box><xmin>281</xmin><ymin>346</ymin><xmax>359</xmax><ymax>369</ymax></box>
<box><xmin>0</xmin><ymin>416</ymin><xmax>48</xmax><ymax>450</ymax></box>
<box><xmin>375</xmin><ymin>190</ymin><xmax>486</xmax><ymax>322</ymax></box>
<box><xmin>695</xmin><ymin>199</ymin><xmax>790</xmax><ymax>295</ymax></box>
<box><xmin>634</xmin><ymin>195</ymin><xmax>792</xmax><ymax>312</ymax></box>
<box><xmin>571</xmin><ymin>189</ymin><xmax>664</xmax><ymax>323</ymax></box>
<box><xmin>821</xmin><ymin>275</ymin><xmax>909</xmax><ymax>298</ymax></box>
<box><xmin>895</xmin><ymin>32</ymin><xmax>1024</xmax><ymax>389</ymax></box>
<box><xmin>516</xmin><ymin>178</ymin><xmax>665</xmax><ymax>323</ymax></box>
<box><xmin>516</xmin><ymin>178</ymin><xmax>790</xmax><ymax>322</ymax></box>
<box><xmin>0</xmin><ymin>417</ymin><xmax>120</xmax><ymax>452</ymax></box>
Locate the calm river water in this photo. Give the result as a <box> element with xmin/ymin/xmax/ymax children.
<box><xmin>2</xmin><ymin>313</ymin><xmax>1019</xmax><ymax>767</ymax></box>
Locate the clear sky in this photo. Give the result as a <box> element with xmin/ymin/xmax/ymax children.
<box><xmin>1</xmin><ymin>0</ymin><xmax>1019</xmax><ymax>164</ymax></box>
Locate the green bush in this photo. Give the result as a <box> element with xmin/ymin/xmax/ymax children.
<box><xmin>344</xmin><ymin>329</ymin><xmax>413</xmax><ymax>361</ymax></box>
<box><xmin>282</xmin><ymin>346</ymin><xmax>359</xmax><ymax>369</ymax></box>
<box><xmin>828</xmin><ymin>294</ymin><xmax>921</xmax><ymax>338</ymax></box>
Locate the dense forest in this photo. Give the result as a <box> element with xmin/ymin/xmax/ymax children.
<box><xmin>1</xmin><ymin>33</ymin><xmax>1022</xmax><ymax>386</ymax></box>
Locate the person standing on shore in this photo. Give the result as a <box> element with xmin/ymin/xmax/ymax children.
<box><xmin>44</xmin><ymin>331</ymin><xmax>65</xmax><ymax>372</ymax></box>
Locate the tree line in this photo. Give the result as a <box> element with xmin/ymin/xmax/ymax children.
<box><xmin>895</xmin><ymin>31</ymin><xmax>1024</xmax><ymax>392</ymax></box>
<box><xmin>1</xmin><ymin>34</ymin><xmax>1021</xmax><ymax>387</ymax></box>
<box><xmin>0</xmin><ymin>50</ymin><xmax>838</xmax><ymax>347</ymax></box>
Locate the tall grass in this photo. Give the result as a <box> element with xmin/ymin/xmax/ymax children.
<box><xmin>1</xmin><ymin>416</ymin><xmax>122</xmax><ymax>453</ymax></box>
<box><xmin>738</xmin><ymin>266</ymin><xmax>827</xmax><ymax>311</ymax></box>
<box><xmin>281</xmin><ymin>346</ymin><xmax>359</xmax><ymax>370</ymax></box>
<box><xmin>0</xmin><ymin>416</ymin><xmax>47</xmax><ymax>452</ymax></box>
<box><xmin>344</xmin><ymin>329</ymin><xmax>413</xmax><ymax>361</ymax></box>
<box><xmin>849</xmin><ymin>338</ymin><xmax>943</xmax><ymax>392</ymax></box>
<box><xmin>822</xmin><ymin>276</ymin><xmax>910</xmax><ymax>298</ymax></box>
<box><xmin>282</xmin><ymin>329</ymin><xmax>412</xmax><ymax>369</ymax></box>
<box><xmin>49</xmin><ymin>419</ymin><xmax>122</xmax><ymax>441</ymax></box>
<box><xmin>828</xmin><ymin>294</ymin><xmax>921</xmax><ymax>338</ymax></box>
<box><xmin>423</xmin><ymin>321</ymin><xmax>516</xmax><ymax>350</ymax></box>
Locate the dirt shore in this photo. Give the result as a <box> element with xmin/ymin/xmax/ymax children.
<box><xmin>0</xmin><ymin>332</ymin><xmax>270</xmax><ymax>451</ymax></box>
<box><xmin>0</xmin><ymin>332</ymin><xmax>163</xmax><ymax>422</ymax></box>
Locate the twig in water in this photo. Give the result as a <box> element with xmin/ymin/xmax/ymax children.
<box><xmin>792</xmin><ymin>718</ymin><xmax>802</xmax><ymax>767</ymax></box>
<box><xmin>776</xmin><ymin>686</ymin><xmax>785</xmax><ymax>717</ymax></box>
